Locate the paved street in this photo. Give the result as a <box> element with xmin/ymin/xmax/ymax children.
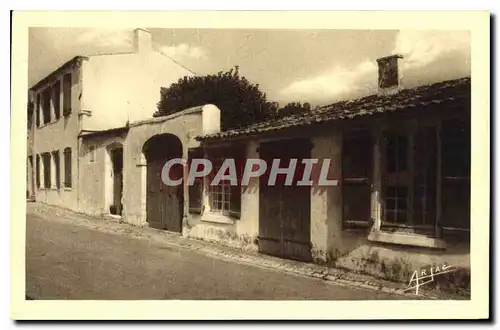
<box><xmin>26</xmin><ymin>209</ymin><xmax>407</xmax><ymax>300</ymax></box>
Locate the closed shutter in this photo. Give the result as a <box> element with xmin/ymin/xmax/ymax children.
<box><xmin>188</xmin><ymin>148</ymin><xmax>204</xmax><ymax>214</ymax></box>
<box><xmin>36</xmin><ymin>154</ymin><xmax>40</xmax><ymax>188</ymax></box>
<box><xmin>342</xmin><ymin>130</ymin><xmax>373</xmax><ymax>228</ymax></box>
<box><xmin>229</xmin><ymin>144</ymin><xmax>245</xmax><ymax>219</ymax></box>
<box><xmin>63</xmin><ymin>74</ymin><xmax>72</xmax><ymax>116</ymax></box>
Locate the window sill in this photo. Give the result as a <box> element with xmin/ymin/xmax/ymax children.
<box><xmin>368</xmin><ymin>231</ymin><xmax>446</xmax><ymax>249</ymax></box>
<box><xmin>63</xmin><ymin>187</ymin><xmax>72</xmax><ymax>191</ymax></box>
<box><xmin>343</xmin><ymin>220</ymin><xmax>373</xmax><ymax>231</ymax></box>
<box><xmin>36</xmin><ymin>119</ymin><xmax>62</xmax><ymax>129</ymax></box>
<box><xmin>201</xmin><ymin>212</ymin><xmax>235</xmax><ymax>225</ymax></box>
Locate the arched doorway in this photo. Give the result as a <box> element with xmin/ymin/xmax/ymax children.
<box><xmin>142</xmin><ymin>134</ymin><xmax>184</xmax><ymax>232</ymax></box>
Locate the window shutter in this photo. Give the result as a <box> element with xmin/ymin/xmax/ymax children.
<box><xmin>342</xmin><ymin>131</ymin><xmax>373</xmax><ymax>227</ymax></box>
<box><xmin>63</xmin><ymin>74</ymin><xmax>72</xmax><ymax>116</ymax></box>
<box><xmin>36</xmin><ymin>155</ymin><xmax>40</xmax><ymax>188</ymax></box>
<box><xmin>188</xmin><ymin>147</ymin><xmax>204</xmax><ymax>214</ymax></box>
<box><xmin>229</xmin><ymin>144</ymin><xmax>245</xmax><ymax>219</ymax></box>
<box><xmin>36</xmin><ymin>95</ymin><xmax>40</xmax><ymax>127</ymax></box>
<box><xmin>64</xmin><ymin>148</ymin><xmax>72</xmax><ymax>188</ymax></box>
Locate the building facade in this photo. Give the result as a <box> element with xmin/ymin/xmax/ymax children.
<box><xmin>26</xmin><ymin>28</ymin><xmax>194</xmax><ymax>210</ymax></box>
<box><xmin>27</xmin><ymin>50</ymin><xmax>471</xmax><ymax>280</ymax></box>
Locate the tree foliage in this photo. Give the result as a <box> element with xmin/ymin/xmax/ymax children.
<box><xmin>155</xmin><ymin>66</ymin><xmax>278</xmax><ymax>130</ymax></box>
<box><xmin>276</xmin><ymin>102</ymin><xmax>311</xmax><ymax>119</ymax></box>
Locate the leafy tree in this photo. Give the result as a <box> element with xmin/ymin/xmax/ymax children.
<box><xmin>276</xmin><ymin>102</ymin><xmax>311</xmax><ymax>119</ymax></box>
<box><xmin>155</xmin><ymin>66</ymin><xmax>277</xmax><ymax>130</ymax></box>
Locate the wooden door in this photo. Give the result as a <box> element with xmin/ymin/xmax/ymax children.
<box><xmin>259</xmin><ymin>139</ymin><xmax>312</xmax><ymax>262</ymax></box>
<box><xmin>164</xmin><ymin>163</ymin><xmax>183</xmax><ymax>232</ymax></box>
<box><xmin>147</xmin><ymin>160</ymin><xmax>165</xmax><ymax>230</ymax></box>
<box><xmin>146</xmin><ymin>157</ymin><xmax>183</xmax><ymax>232</ymax></box>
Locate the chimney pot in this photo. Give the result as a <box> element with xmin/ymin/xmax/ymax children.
<box><xmin>133</xmin><ymin>28</ymin><xmax>152</xmax><ymax>53</ymax></box>
<box><xmin>376</xmin><ymin>54</ymin><xmax>403</xmax><ymax>96</ymax></box>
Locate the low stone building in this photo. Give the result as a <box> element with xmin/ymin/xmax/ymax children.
<box><xmin>192</xmin><ymin>55</ymin><xmax>471</xmax><ymax>278</ymax></box>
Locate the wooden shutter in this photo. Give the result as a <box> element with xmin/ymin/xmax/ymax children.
<box><xmin>63</xmin><ymin>74</ymin><xmax>72</xmax><ymax>116</ymax></box>
<box><xmin>52</xmin><ymin>150</ymin><xmax>61</xmax><ymax>188</ymax></box>
<box><xmin>342</xmin><ymin>130</ymin><xmax>373</xmax><ymax>228</ymax></box>
<box><xmin>64</xmin><ymin>148</ymin><xmax>72</xmax><ymax>188</ymax></box>
<box><xmin>229</xmin><ymin>144</ymin><xmax>245</xmax><ymax>219</ymax></box>
<box><xmin>36</xmin><ymin>95</ymin><xmax>40</xmax><ymax>127</ymax></box>
<box><xmin>188</xmin><ymin>147</ymin><xmax>204</xmax><ymax>214</ymax></box>
<box><xmin>52</xmin><ymin>81</ymin><xmax>61</xmax><ymax>119</ymax></box>
<box><xmin>36</xmin><ymin>154</ymin><xmax>40</xmax><ymax>188</ymax></box>
<box><xmin>441</xmin><ymin>118</ymin><xmax>470</xmax><ymax>235</ymax></box>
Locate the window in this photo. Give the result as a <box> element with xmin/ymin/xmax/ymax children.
<box><xmin>385</xmin><ymin>185</ymin><xmax>409</xmax><ymax>224</ymax></box>
<box><xmin>209</xmin><ymin>155</ymin><xmax>231</xmax><ymax>214</ymax></box>
<box><xmin>64</xmin><ymin>147</ymin><xmax>72</xmax><ymax>188</ymax></box>
<box><xmin>63</xmin><ymin>73</ymin><xmax>72</xmax><ymax>116</ymax></box>
<box><xmin>342</xmin><ymin>130</ymin><xmax>373</xmax><ymax>227</ymax></box>
<box><xmin>383</xmin><ymin>132</ymin><xmax>410</xmax><ymax>226</ymax></box>
<box><xmin>207</xmin><ymin>146</ymin><xmax>243</xmax><ymax>218</ymax></box>
<box><xmin>42</xmin><ymin>88</ymin><xmax>51</xmax><ymax>124</ymax></box>
<box><xmin>381</xmin><ymin>125</ymin><xmax>439</xmax><ymax>236</ymax></box>
<box><xmin>36</xmin><ymin>94</ymin><xmax>40</xmax><ymax>127</ymax></box>
<box><xmin>52</xmin><ymin>150</ymin><xmax>60</xmax><ymax>188</ymax></box>
<box><xmin>41</xmin><ymin>153</ymin><xmax>51</xmax><ymax>188</ymax></box>
<box><xmin>36</xmin><ymin>154</ymin><xmax>40</xmax><ymax>188</ymax></box>
<box><xmin>89</xmin><ymin>145</ymin><xmax>95</xmax><ymax>162</ymax></box>
<box><xmin>386</xmin><ymin>133</ymin><xmax>408</xmax><ymax>174</ymax></box>
<box><xmin>52</xmin><ymin>81</ymin><xmax>61</xmax><ymax>120</ymax></box>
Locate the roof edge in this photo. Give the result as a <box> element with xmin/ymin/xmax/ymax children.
<box><xmin>29</xmin><ymin>55</ymin><xmax>88</xmax><ymax>91</ymax></box>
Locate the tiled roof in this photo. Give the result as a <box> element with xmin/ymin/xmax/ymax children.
<box><xmin>197</xmin><ymin>77</ymin><xmax>471</xmax><ymax>141</ymax></box>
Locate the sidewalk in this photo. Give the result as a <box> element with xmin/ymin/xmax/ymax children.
<box><xmin>26</xmin><ymin>202</ymin><xmax>462</xmax><ymax>300</ymax></box>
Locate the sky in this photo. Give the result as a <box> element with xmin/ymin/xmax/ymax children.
<box><xmin>28</xmin><ymin>28</ymin><xmax>470</xmax><ymax>107</ymax></box>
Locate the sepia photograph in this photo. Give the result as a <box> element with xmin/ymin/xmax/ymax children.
<box><xmin>11</xmin><ymin>11</ymin><xmax>490</xmax><ymax>320</ymax></box>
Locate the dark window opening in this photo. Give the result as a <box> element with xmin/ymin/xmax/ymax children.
<box><xmin>52</xmin><ymin>81</ymin><xmax>61</xmax><ymax>120</ymax></box>
<box><xmin>63</xmin><ymin>73</ymin><xmax>72</xmax><ymax>116</ymax></box>
<box><xmin>27</xmin><ymin>102</ymin><xmax>34</xmax><ymax>130</ymax></box>
<box><xmin>36</xmin><ymin>154</ymin><xmax>40</xmax><ymax>188</ymax></box>
<box><xmin>42</xmin><ymin>89</ymin><xmax>51</xmax><ymax>124</ymax></box>
<box><xmin>52</xmin><ymin>150</ymin><xmax>60</xmax><ymax>188</ymax></box>
<box><xmin>64</xmin><ymin>148</ymin><xmax>72</xmax><ymax>188</ymax></box>
<box><xmin>36</xmin><ymin>94</ymin><xmax>40</xmax><ymax>127</ymax></box>
<box><xmin>42</xmin><ymin>153</ymin><xmax>51</xmax><ymax>188</ymax></box>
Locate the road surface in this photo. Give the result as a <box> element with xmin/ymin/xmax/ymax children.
<box><xmin>26</xmin><ymin>212</ymin><xmax>406</xmax><ymax>300</ymax></box>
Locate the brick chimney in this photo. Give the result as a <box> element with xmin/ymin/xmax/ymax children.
<box><xmin>376</xmin><ymin>54</ymin><xmax>403</xmax><ymax>96</ymax></box>
<box><xmin>133</xmin><ymin>28</ymin><xmax>152</xmax><ymax>53</ymax></box>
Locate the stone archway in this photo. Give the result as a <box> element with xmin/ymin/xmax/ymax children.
<box><xmin>142</xmin><ymin>133</ymin><xmax>184</xmax><ymax>232</ymax></box>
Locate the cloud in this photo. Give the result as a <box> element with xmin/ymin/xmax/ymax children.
<box><xmin>279</xmin><ymin>60</ymin><xmax>377</xmax><ymax>103</ymax></box>
<box><xmin>393</xmin><ymin>30</ymin><xmax>469</xmax><ymax>68</ymax></box>
<box><xmin>159</xmin><ymin>43</ymin><xmax>208</xmax><ymax>61</ymax></box>
<box><xmin>75</xmin><ymin>29</ymin><xmax>132</xmax><ymax>49</ymax></box>
<box><xmin>278</xmin><ymin>30</ymin><xmax>470</xmax><ymax>105</ymax></box>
